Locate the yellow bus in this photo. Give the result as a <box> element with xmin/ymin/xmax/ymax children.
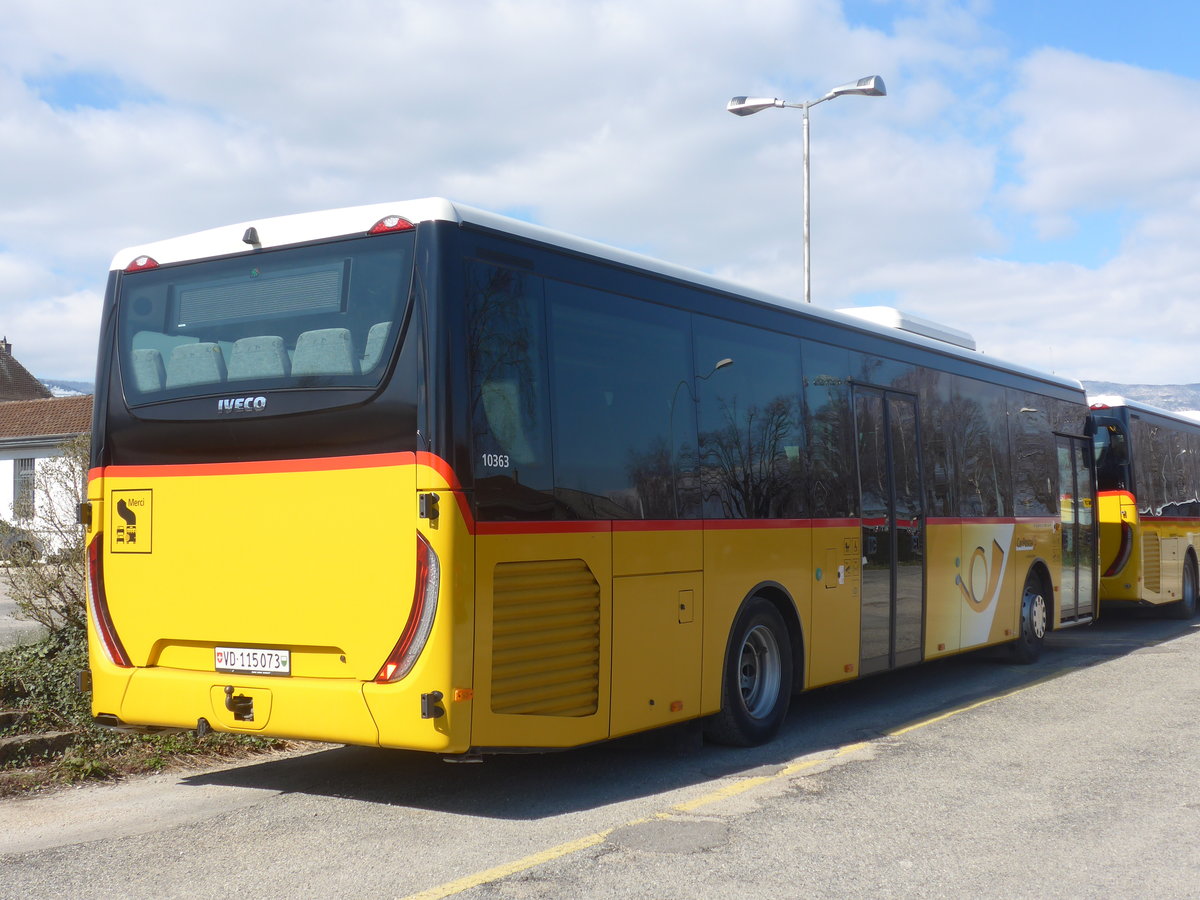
<box><xmin>84</xmin><ymin>199</ymin><xmax>1096</xmax><ymax>756</ymax></box>
<box><xmin>1090</xmin><ymin>396</ymin><xmax>1200</xmax><ymax>618</ymax></box>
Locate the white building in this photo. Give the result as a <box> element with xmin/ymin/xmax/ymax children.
<box><xmin>0</xmin><ymin>339</ymin><xmax>91</xmax><ymax>525</ymax></box>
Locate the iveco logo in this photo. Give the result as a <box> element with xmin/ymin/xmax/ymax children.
<box><xmin>217</xmin><ymin>396</ymin><xmax>268</xmax><ymax>413</ymax></box>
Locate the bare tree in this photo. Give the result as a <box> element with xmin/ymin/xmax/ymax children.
<box><xmin>4</xmin><ymin>434</ymin><xmax>89</xmax><ymax>634</ymax></box>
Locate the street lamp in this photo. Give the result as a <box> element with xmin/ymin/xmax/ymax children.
<box><xmin>727</xmin><ymin>76</ymin><xmax>886</xmax><ymax>304</ymax></box>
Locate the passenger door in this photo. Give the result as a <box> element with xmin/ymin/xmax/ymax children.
<box><xmin>1057</xmin><ymin>435</ymin><xmax>1097</xmax><ymax>620</ymax></box>
<box><xmin>855</xmin><ymin>388</ymin><xmax>926</xmax><ymax>675</ymax></box>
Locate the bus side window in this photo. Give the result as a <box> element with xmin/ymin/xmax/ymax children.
<box><xmin>465</xmin><ymin>260</ymin><xmax>554</xmax><ymax>520</ymax></box>
<box><xmin>546</xmin><ymin>281</ymin><xmax>695</xmax><ymax>519</ymax></box>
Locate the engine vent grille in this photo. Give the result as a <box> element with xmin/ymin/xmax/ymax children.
<box><xmin>490</xmin><ymin>559</ymin><xmax>601</xmax><ymax>717</ymax></box>
<box><xmin>1142</xmin><ymin>533</ymin><xmax>1161</xmax><ymax>593</ymax></box>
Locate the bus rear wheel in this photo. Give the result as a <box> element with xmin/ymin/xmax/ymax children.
<box><xmin>1011</xmin><ymin>571</ymin><xmax>1048</xmax><ymax>664</ymax></box>
<box><xmin>704</xmin><ymin>596</ymin><xmax>792</xmax><ymax>747</ymax></box>
<box><xmin>1166</xmin><ymin>554</ymin><xmax>1199</xmax><ymax>620</ymax></box>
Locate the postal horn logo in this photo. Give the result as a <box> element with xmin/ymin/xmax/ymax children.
<box><xmin>958</xmin><ymin>539</ymin><xmax>1006</xmax><ymax>611</ymax></box>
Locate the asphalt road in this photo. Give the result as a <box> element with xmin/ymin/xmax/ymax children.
<box><xmin>2</xmin><ymin>612</ymin><xmax>1198</xmax><ymax>899</ymax></box>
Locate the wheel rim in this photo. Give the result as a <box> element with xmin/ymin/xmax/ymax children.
<box><xmin>738</xmin><ymin>624</ymin><xmax>781</xmax><ymax>719</ymax></box>
<box><xmin>1028</xmin><ymin>591</ymin><xmax>1047</xmax><ymax>640</ymax></box>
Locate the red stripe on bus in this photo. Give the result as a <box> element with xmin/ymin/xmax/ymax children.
<box><xmin>88</xmin><ymin>453</ymin><xmax>1063</xmax><ymax>536</ymax></box>
<box><xmin>476</xmin><ymin>521</ymin><xmax>612</xmax><ymax>535</ymax></box>
<box><xmin>90</xmin><ymin>451</ymin><xmax>414</xmax><ymax>480</ymax></box>
<box><xmin>414</xmin><ymin>451</ymin><xmax>465</xmax><ymax>490</ymax></box>
<box><xmin>703</xmin><ymin>519</ymin><xmax>815</xmax><ymax>531</ymax></box>
<box><xmin>612</xmin><ymin>519</ymin><xmax>703</xmax><ymax>532</ymax></box>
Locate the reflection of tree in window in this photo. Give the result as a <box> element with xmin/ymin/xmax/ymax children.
<box><xmin>1132</xmin><ymin>419</ymin><xmax>1160</xmax><ymax>516</ymax></box>
<box><xmin>806</xmin><ymin>374</ymin><xmax>855</xmax><ymax>518</ymax></box>
<box><xmin>699</xmin><ymin>395</ymin><xmax>802</xmax><ymax>518</ymax></box>
<box><xmin>953</xmin><ymin>377</ymin><xmax>1012</xmax><ymax>518</ymax></box>
<box><xmin>693</xmin><ymin>320</ymin><xmax>805</xmax><ymax>519</ymax></box>
<box><xmin>546</xmin><ymin>282</ymin><xmax>695</xmax><ymax>520</ymax></box>
<box><xmin>910</xmin><ymin>370</ymin><xmax>954</xmax><ymax>517</ymax></box>
<box><xmin>889</xmin><ymin>396</ymin><xmax>920</xmax><ymax>522</ymax></box>
<box><xmin>1010</xmin><ymin>391</ymin><xmax>1057</xmax><ymax>517</ymax></box>
<box><xmin>1133</xmin><ymin>418</ymin><xmax>1200</xmax><ymax>518</ymax></box>
<box><xmin>466</xmin><ymin>263</ymin><xmax>544</xmax><ymax>467</ymax></box>
<box><xmin>856</xmin><ymin>394</ymin><xmax>887</xmax><ymax>520</ymax></box>
<box><xmin>464</xmin><ymin>261</ymin><xmax>555</xmax><ymax>520</ymax></box>
<box><xmin>625</xmin><ymin>437</ymin><xmax>677</xmax><ymax>519</ymax></box>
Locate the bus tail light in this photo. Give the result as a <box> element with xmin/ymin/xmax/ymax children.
<box><xmin>87</xmin><ymin>535</ymin><xmax>132</xmax><ymax>668</ymax></box>
<box><xmin>375</xmin><ymin>532</ymin><xmax>441</xmax><ymax>683</ymax></box>
<box><xmin>368</xmin><ymin>215</ymin><xmax>415</xmax><ymax>235</ymax></box>
<box><xmin>1103</xmin><ymin>521</ymin><xmax>1134</xmax><ymax>577</ymax></box>
<box><xmin>124</xmin><ymin>255</ymin><xmax>160</xmax><ymax>273</ymax></box>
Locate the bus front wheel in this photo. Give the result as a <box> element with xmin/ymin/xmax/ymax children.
<box><xmin>704</xmin><ymin>596</ymin><xmax>792</xmax><ymax>747</ymax></box>
<box><xmin>1010</xmin><ymin>571</ymin><xmax>1048</xmax><ymax>664</ymax></box>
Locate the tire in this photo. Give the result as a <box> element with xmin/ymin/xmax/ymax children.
<box><xmin>1011</xmin><ymin>570</ymin><xmax>1048</xmax><ymax>664</ymax></box>
<box><xmin>1165</xmin><ymin>555</ymin><xmax>1199</xmax><ymax>620</ymax></box>
<box><xmin>704</xmin><ymin>596</ymin><xmax>792</xmax><ymax>747</ymax></box>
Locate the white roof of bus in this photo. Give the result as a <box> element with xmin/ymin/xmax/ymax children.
<box><xmin>111</xmin><ymin>197</ymin><xmax>1082</xmax><ymax>392</ymax></box>
<box><xmin>1088</xmin><ymin>394</ymin><xmax>1200</xmax><ymax>425</ymax></box>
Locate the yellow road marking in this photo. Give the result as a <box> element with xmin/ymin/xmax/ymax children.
<box><xmin>402</xmin><ymin>675</ymin><xmax>1068</xmax><ymax>899</ymax></box>
<box><xmin>669</xmin><ymin>775</ymin><xmax>774</xmax><ymax>812</ymax></box>
<box><xmin>886</xmin><ymin>672</ymin><xmax>1063</xmax><ymax>737</ymax></box>
<box><xmin>401</xmin><ymin>830</ymin><xmax>615</xmax><ymax>900</ymax></box>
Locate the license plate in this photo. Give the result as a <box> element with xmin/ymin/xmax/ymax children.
<box><xmin>215</xmin><ymin>646</ymin><xmax>291</xmax><ymax>676</ymax></box>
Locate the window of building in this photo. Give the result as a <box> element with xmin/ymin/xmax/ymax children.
<box><xmin>13</xmin><ymin>458</ymin><xmax>35</xmax><ymax>520</ymax></box>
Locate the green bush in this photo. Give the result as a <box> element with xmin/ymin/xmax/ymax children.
<box><xmin>1</xmin><ymin>626</ymin><xmax>284</xmax><ymax>793</ymax></box>
<box><xmin>0</xmin><ymin>627</ymin><xmax>91</xmax><ymax>732</ymax></box>
<box><xmin>0</xmin><ymin>436</ymin><xmax>286</xmax><ymax>793</ymax></box>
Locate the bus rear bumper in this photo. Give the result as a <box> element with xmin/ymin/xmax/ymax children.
<box><xmin>96</xmin><ymin>666</ymin><xmax>467</xmax><ymax>752</ymax></box>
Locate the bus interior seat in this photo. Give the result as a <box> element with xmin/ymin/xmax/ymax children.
<box><xmin>165</xmin><ymin>342</ymin><xmax>228</xmax><ymax>388</ymax></box>
<box><xmin>360</xmin><ymin>321</ymin><xmax>392</xmax><ymax>373</ymax></box>
<box><xmin>228</xmin><ymin>335</ymin><xmax>290</xmax><ymax>381</ymax></box>
<box><xmin>131</xmin><ymin>348</ymin><xmax>166</xmax><ymax>393</ymax></box>
<box><xmin>292</xmin><ymin>328</ymin><xmax>357</xmax><ymax>376</ymax></box>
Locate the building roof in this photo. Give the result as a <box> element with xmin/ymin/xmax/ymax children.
<box><xmin>0</xmin><ymin>395</ymin><xmax>92</xmax><ymax>442</ymax></box>
<box><xmin>0</xmin><ymin>338</ymin><xmax>53</xmax><ymax>402</ymax></box>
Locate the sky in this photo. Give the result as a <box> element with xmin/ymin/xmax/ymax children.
<box><xmin>2</xmin><ymin>0</ymin><xmax>1200</xmax><ymax>386</ymax></box>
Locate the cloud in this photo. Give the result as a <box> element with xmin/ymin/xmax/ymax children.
<box><xmin>0</xmin><ymin>1</ymin><xmax>1196</xmax><ymax>388</ymax></box>
<box><xmin>6</xmin><ymin>290</ymin><xmax>102</xmax><ymax>381</ymax></box>
<box><xmin>1006</xmin><ymin>49</ymin><xmax>1200</xmax><ymax>232</ymax></box>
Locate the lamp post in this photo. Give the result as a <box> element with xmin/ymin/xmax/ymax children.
<box><xmin>727</xmin><ymin>76</ymin><xmax>886</xmax><ymax>304</ymax></box>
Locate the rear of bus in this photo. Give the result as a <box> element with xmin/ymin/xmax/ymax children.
<box><xmin>85</xmin><ymin>200</ymin><xmax>474</xmax><ymax>753</ymax></box>
<box><xmin>1090</xmin><ymin>405</ymin><xmax>1138</xmax><ymax>602</ymax></box>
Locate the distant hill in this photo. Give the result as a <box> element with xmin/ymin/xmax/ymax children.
<box><xmin>40</xmin><ymin>379</ymin><xmax>94</xmax><ymax>397</ymax></box>
<box><xmin>1083</xmin><ymin>382</ymin><xmax>1200</xmax><ymax>415</ymax></box>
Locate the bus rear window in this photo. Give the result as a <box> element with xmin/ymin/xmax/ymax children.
<box><xmin>116</xmin><ymin>232</ymin><xmax>414</xmax><ymax>406</ymax></box>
